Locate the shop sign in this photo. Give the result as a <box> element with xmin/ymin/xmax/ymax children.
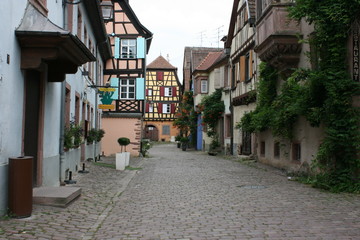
<box><xmin>98</xmin><ymin>87</ymin><xmax>116</xmax><ymax>109</ymax></box>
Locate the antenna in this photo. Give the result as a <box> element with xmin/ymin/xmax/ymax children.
<box><xmin>197</xmin><ymin>30</ymin><xmax>207</xmax><ymax>47</ymax></box>
<box><xmin>215</xmin><ymin>25</ymin><xmax>224</xmax><ymax>48</ymax></box>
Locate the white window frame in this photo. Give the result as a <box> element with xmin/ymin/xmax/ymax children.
<box><xmin>201</xmin><ymin>80</ymin><xmax>208</xmax><ymax>93</ymax></box>
<box><xmin>121</xmin><ymin>39</ymin><xmax>136</xmax><ymax>59</ymax></box>
<box><xmin>148</xmin><ymin>89</ymin><xmax>153</xmax><ymax>96</ymax></box>
<box><xmin>164</xmin><ymin>87</ymin><xmax>173</xmax><ymax>97</ymax></box>
<box><xmin>162</xmin><ymin>103</ymin><xmax>171</xmax><ymax>114</ymax></box>
<box><xmin>119</xmin><ymin>79</ymin><xmax>135</xmax><ymax>99</ymax></box>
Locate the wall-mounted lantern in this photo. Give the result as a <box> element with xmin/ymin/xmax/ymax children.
<box><xmin>100</xmin><ymin>1</ymin><xmax>114</xmax><ymax>22</ymax></box>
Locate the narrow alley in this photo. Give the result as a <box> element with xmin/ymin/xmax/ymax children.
<box><xmin>1</xmin><ymin>143</ymin><xmax>360</xmax><ymax>240</ymax></box>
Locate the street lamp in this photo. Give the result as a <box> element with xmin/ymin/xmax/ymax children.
<box><xmin>100</xmin><ymin>1</ymin><xmax>114</xmax><ymax>22</ymax></box>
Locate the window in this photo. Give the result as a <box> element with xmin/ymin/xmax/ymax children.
<box><xmin>245</xmin><ymin>53</ymin><xmax>250</xmax><ymax>82</ymax></box>
<box><xmin>120</xmin><ymin>79</ymin><xmax>135</xmax><ymax>99</ymax></box>
<box><xmin>147</xmin><ymin>89</ymin><xmax>153</xmax><ymax>96</ymax></box>
<box><xmin>274</xmin><ymin>142</ymin><xmax>280</xmax><ymax>158</ymax></box>
<box><xmin>260</xmin><ymin>141</ymin><xmax>265</xmax><ymax>156</ymax></box>
<box><xmin>75</xmin><ymin>93</ymin><xmax>80</xmax><ymax>124</ymax></box>
<box><xmin>225</xmin><ymin>115</ymin><xmax>231</xmax><ymax>138</ymax></box>
<box><xmin>292</xmin><ymin>143</ymin><xmax>301</xmax><ymax>162</ymax></box>
<box><xmin>231</xmin><ymin>65</ymin><xmax>236</xmax><ymax>88</ymax></box>
<box><xmin>121</xmin><ymin>39</ymin><xmax>136</xmax><ymax>59</ymax></box>
<box><xmin>156</xmin><ymin>71</ymin><xmax>164</xmax><ymax>81</ymax></box>
<box><xmin>149</xmin><ymin>103</ymin><xmax>153</xmax><ymax>113</ymax></box>
<box><xmin>164</xmin><ymin>87</ymin><xmax>173</xmax><ymax>97</ymax></box>
<box><xmin>65</xmin><ymin>87</ymin><xmax>71</xmax><ymax>128</ymax></box>
<box><xmin>201</xmin><ymin>80</ymin><xmax>208</xmax><ymax>93</ymax></box>
<box><xmin>162</xmin><ymin>103</ymin><xmax>171</xmax><ymax>114</ymax></box>
<box><xmin>77</xmin><ymin>10</ymin><xmax>82</xmax><ymax>40</ymax></box>
<box><xmin>162</xmin><ymin>125</ymin><xmax>170</xmax><ymax>135</ymax></box>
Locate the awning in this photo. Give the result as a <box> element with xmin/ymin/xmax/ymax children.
<box><xmin>15</xmin><ymin>3</ymin><xmax>96</xmax><ymax>82</ymax></box>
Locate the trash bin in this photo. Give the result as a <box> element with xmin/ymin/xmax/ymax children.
<box><xmin>8</xmin><ymin>156</ymin><xmax>33</xmax><ymax>218</ymax></box>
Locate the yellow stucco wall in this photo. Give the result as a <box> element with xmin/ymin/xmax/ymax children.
<box><xmin>143</xmin><ymin>121</ymin><xmax>179</xmax><ymax>142</ymax></box>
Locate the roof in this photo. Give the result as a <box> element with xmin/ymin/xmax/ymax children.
<box><xmin>225</xmin><ymin>0</ymin><xmax>255</xmax><ymax>48</ymax></box>
<box><xmin>118</xmin><ymin>0</ymin><xmax>153</xmax><ymax>52</ymax></box>
<box><xmin>195</xmin><ymin>52</ymin><xmax>223</xmax><ymax>71</ymax></box>
<box><xmin>147</xmin><ymin>55</ymin><xmax>177</xmax><ymax>69</ymax></box>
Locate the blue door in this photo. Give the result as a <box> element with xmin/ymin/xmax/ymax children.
<box><xmin>197</xmin><ymin>114</ymin><xmax>203</xmax><ymax>150</ymax></box>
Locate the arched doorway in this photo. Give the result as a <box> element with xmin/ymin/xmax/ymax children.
<box><xmin>144</xmin><ymin>125</ymin><xmax>159</xmax><ymax>141</ymax></box>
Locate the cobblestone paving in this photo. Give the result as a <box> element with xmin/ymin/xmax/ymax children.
<box><xmin>1</xmin><ymin>143</ymin><xmax>360</xmax><ymax>240</ymax></box>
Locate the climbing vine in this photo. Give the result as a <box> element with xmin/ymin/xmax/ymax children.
<box><xmin>199</xmin><ymin>89</ymin><xmax>225</xmax><ymax>150</ymax></box>
<box><xmin>239</xmin><ymin>0</ymin><xmax>360</xmax><ymax>192</ymax></box>
<box><xmin>173</xmin><ymin>91</ymin><xmax>198</xmax><ymax>143</ymax></box>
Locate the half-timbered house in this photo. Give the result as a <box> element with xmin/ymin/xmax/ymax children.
<box><xmin>100</xmin><ymin>0</ymin><xmax>152</xmax><ymax>157</ymax></box>
<box><xmin>226</xmin><ymin>0</ymin><xmax>258</xmax><ymax>156</ymax></box>
<box><xmin>144</xmin><ymin>56</ymin><xmax>181</xmax><ymax>142</ymax></box>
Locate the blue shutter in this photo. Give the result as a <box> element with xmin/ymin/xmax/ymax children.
<box><xmin>136</xmin><ymin>78</ymin><xmax>145</xmax><ymax>100</ymax></box>
<box><xmin>136</xmin><ymin>37</ymin><xmax>145</xmax><ymax>59</ymax></box>
<box><xmin>114</xmin><ymin>37</ymin><xmax>120</xmax><ymax>59</ymax></box>
<box><xmin>110</xmin><ymin>78</ymin><xmax>119</xmax><ymax>100</ymax></box>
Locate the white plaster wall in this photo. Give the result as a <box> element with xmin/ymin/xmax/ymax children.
<box><xmin>42</xmin><ymin>82</ymin><xmax>62</xmax><ymax>186</ymax></box>
<box><xmin>0</xmin><ymin>0</ymin><xmax>28</xmax><ymax>215</ymax></box>
<box><xmin>232</xmin><ymin>102</ymin><xmax>257</xmax><ymax>155</ymax></box>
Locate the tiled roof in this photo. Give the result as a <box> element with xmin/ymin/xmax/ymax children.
<box><xmin>195</xmin><ymin>52</ymin><xmax>223</xmax><ymax>71</ymax></box>
<box><xmin>147</xmin><ymin>55</ymin><xmax>176</xmax><ymax>69</ymax></box>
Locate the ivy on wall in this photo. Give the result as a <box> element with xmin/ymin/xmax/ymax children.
<box><xmin>238</xmin><ymin>0</ymin><xmax>360</xmax><ymax>192</ymax></box>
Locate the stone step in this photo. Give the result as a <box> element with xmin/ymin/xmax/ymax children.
<box><xmin>33</xmin><ymin>187</ymin><xmax>81</xmax><ymax>208</ymax></box>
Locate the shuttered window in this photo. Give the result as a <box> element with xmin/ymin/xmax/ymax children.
<box><xmin>156</xmin><ymin>71</ymin><xmax>164</xmax><ymax>81</ymax></box>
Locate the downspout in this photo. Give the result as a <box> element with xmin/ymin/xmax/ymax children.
<box><xmin>94</xmin><ymin>43</ymin><xmax>99</xmax><ymax>161</ymax></box>
<box><xmin>140</xmin><ymin>36</ymin><xmax>153</xmax><ymax>156</ymax></box>
<box><xmin>59</xmin><ymin>1</ymin><xmax>67</xmax><ymax>184</ymax></box>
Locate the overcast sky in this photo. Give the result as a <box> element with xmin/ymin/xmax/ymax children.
<box><xmin>129</xmin><ymin>0</ymin><xmax>234</xmax><ymax>82</ymax></box>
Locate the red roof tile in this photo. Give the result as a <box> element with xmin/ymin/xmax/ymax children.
<box><xmin>195</xmin><ymin>52</ymin><xmax>223</xmax><ymax>71</ymax></box>
<box><xmin>147</xmin><ymin>55</ymin><xmax>176</xmax><ymax>69</ymax></box>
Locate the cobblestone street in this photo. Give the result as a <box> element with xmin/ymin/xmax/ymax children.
<box><xmin>1</xmin><ymin>143</ymin><xmax>360</xmax><ymax>240</ymax></box>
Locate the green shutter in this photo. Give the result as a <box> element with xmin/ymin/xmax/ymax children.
<box><xmin>110</xmin><ymin>78</ymin><xmax>119</xmax><ymax>100</ymax></box>
<box><xmin>114</xmin><ymin>37</ymin><xmax>120</xmax><ymax>59</ymax></box>
<box><xmin>136</xmin><ymin>78</ymin><xmax>145</xmax><ymax>100</ymax></box>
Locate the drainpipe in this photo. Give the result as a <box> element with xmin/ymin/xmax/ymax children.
<box><xmin>94</xmin><ymin>43</ymin><xmax>99</xmax><ymax>161</ymax></box>
<box><xmin>59</xmin><ymin>1</ymin><xmax>67</xmax><ymax>184</ymax></box>
<box><xmin>140</xmin><ymin>36</ymin><xmax>153</xmax><ymax>156</ymax></box>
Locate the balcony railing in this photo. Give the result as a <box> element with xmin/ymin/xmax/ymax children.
<box><xmin>110</xmin><ymin>100</ymin><xmax>144</xmax><ymax>114</ymax></box>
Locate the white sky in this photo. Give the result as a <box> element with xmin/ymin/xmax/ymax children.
<box><xmin>129</xmin><ymin>0</ymin><xmax>234</xmax><ymax>83</ymax></box>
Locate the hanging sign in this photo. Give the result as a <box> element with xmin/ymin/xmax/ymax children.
<box><xmin>98</xmin><ymin>88</ymin><xmax>116</xmax><ymax>110</ymax></box>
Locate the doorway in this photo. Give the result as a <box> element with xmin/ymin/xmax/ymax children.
<box><xmin>144</xmin><ymin>125</ymin><xmax>159</xmax><ymax>141</ymax></box>
<box><xmin>23</xmin><ymin>70</ymin><xmax>44</xmax><ymax>186</ymax></box>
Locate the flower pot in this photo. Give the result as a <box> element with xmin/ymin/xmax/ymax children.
<box><xmin>124</xmin><ymin>152</ymin><xmax>130</xmax><ymax>167</ymax></box>
<box><xmin>181</xmin><ymin>143</ymin><xmax>187</xmax><ymax>151</ymax></box>
<box><xmin>115</xmin><ymin>153</ymin><xmax>126</xmax><ymax>170</ymax></box>
<box><xmin>177</xmin><ymin>142</ymin><xmax>181</xmax><ymax>148</ymax></box>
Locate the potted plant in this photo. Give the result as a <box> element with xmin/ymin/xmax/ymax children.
<box><xmin>87</xmin><ymin>128</ymin><xmax>98</xmax><ymax>144</ymax></box>
<box><xmin>175</xmin><ymin>135</ymin><xmax>181</xmax><ymax>148</ymax></box>
<box><xmin>208</xmin><ymin>138</ymin><xmax>221</xmax><ymax>156</ymax></box>
<box><xmin>141</xmin><ymin>139</ymin><xmax>152</xmax><ymax>157</ymax></box>
<box><xmin>180</xmin><ymin>137</ymin><xmax>189</xmax><ymax>151</ymax></box>
<box><xmin>96</xmin><ymin>129</ymin><xmax>105</xmax><ymax>142</ymax></box>
<box><xmin>116</xmin><ymin>137</ymin><xmax>131</xmax><ymax>170</ymax></box>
